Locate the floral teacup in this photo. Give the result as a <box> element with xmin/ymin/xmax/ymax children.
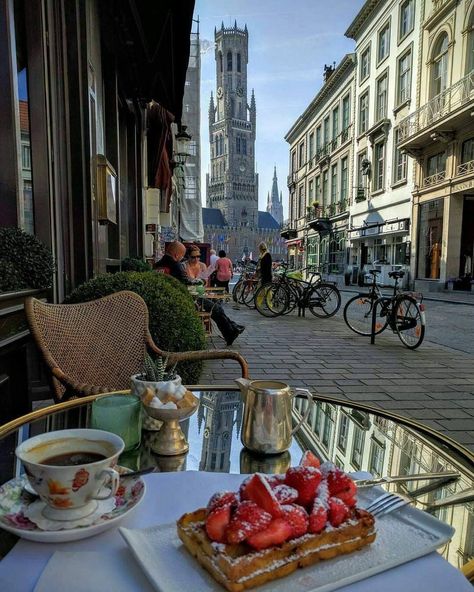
<box><xmin>15</xmin><ymin>429</ymin><xmax>124</xmax><ymax>521</ymax></box>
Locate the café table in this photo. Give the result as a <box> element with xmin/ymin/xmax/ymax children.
<box><xmin>0</xmin><ymin>386</ymin><xmax>472</xmax><ymax>591</ymax></box>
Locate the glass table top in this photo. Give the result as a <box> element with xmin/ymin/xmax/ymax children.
<box><xmin>0</xmin><ymin>387</ymin><xmax>472</xmax><ymax>570</ymax></box>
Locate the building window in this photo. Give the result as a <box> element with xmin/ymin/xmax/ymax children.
<box><xmin>342</xmin><ymin>94</ymin><xmax>350</xmax><ymax>131</ymax></box>
<box><xmin>397</xmin><ymin>48</ymin><xmax>412</xmax><ymax>105</ymax></box>
<box><xmin>417</xmin><ymin>199</ymin><xmax>444</xmax><ymax>279</ymax></box>
<box><xmin>309</xmin><ymin>132</ymin><xmax>315</xmax><ymax>159</ymax></box>
<box><xmin>315</xmin><ymin>176</ymin><xmax>321</xmax><ymax>201</ymax></box>
<box><xmin>461</xmin><ymin>137</ymin><xmax>474</xmax><ymax>164</ymax></box>
<box><xmin>332</xmin><ymin>106</ymin><xmax>339</xmax><ymax>140</ymax></box>
<box><xmin>426</xmin><ymin>151</ymin><xmax>447</xmax><ymax>178</ymax></box>
<box><xmin>369</xmin><ymin>440</ymin><xmax>385</xmax><ymax>477</ymax></box>
<box><xmin>309</xmin><ymin>179</ymin><xmax>314</xmax><ymax>202</ymax></box>
<box><xmin>316</xmin><ymin>126</ymin><xmax>322</xmax><ymax>152</ymax></box>
<box><xmin>373</xmin><ymin>140</ymin><xmax>385</xmax><ymax>191</ymax></box>
<box><xmin>227</xmin><ymin>51</ymin><xmax>233</xmax><ymax>71</ymax></box>
<box><xmin>219</xmin><ymin>52</ymin><xmax>223</xmax><ymax>72</ymax></box>
<box><xmin>360</xmin><ymin>45</ymin><xmax>370</xmax><ymax>81</ymax></box>
<box><xmin>236</xmin><ymin>137</ymin><xmax>240</xmax><ymax>154</ymax></box>
<box><xmin>21</xmin><ymin>143</ymin><xmax>31</xmax><ymax>170</ymax></box>
<box><xmin>323</xmin><ymin>116</ymin><xmax>330</xmax><ymax>145</ymax></box>
<box><xmin>466</xmin><ymin>12</ymin><xmax>474</xmax><ymax>74</ymax></box>
<box><xmin>242</xmin><ymin>138</ymin><xmax>247</xmax><ymax>155</ymax></box>
<box><xmin>399</xmin><ymin>0</ymin><xmax>415</xmax><ymax>41</ymax></box>
<box><xmin>351</xmin><ymin>426</ymin><xmax>364</xmax><ymax>469</ymax></box>
<box><xmin>331</xmin><ymin>164</ymin><xmax>338</xmax><ymax>205</ymax></box>
<box><xmin>431</xmin><ymin>33</ymin><xmax>449</xmax><ymax>98</ymax></box>
<box><xmin>237</xmin><ymin>53</ymin><xmax>241</xmax><ymax>72</ymax></box>
<box><xmin>377</xmin><ymin>22</ymin><xmax>390</xmax><ymax>64</ymax></box>
<box><xmin>321</xmin><ymin>408</ymin><xmax>333</xmax><ymax>448</ymax></box>
<box><xmin>298</xmin><ymin>185</ymin><xmax>305</xmax><ymax>217</ymax></box>
<box><xmin>322</xmin><ymin>170</ymin><xmax>328</xmax><ymax>206</ymax></box>
<box><xmin>357</xmin><ymin>151</ymin><xmax>367</xmax><ymax>193</ymax></box>
<box><xmin>337</xmin><ymin>413</ymin><xmax>349</xmax><ymax>452</ymax></box>
<box><xmin>341</xmin><ymin>157</ymin><xmax>348</xmax><ymax>201</ymax></box>
<box><xmin>359</xmin><ymin>91</ymin><xmax>369</xmax><ymax>134</ymax></box>
<box><xmin>291</xmin><ymin>151</ymin><xmax>296</xmax><ymax>173</ymax></box>
<box><xmin>393</xmin><ymin>128</ymin><xmax>407</xmax><ymax>183</ymax></box>
<box><xmin>376</xmin><ymin>73</ymin><xmax>388</xmax><ymax>121</ymax></box>
<box><xmin>299</xmin><ymin>142</ymin><xmax>305</xmax><ymax>167</ymax></box>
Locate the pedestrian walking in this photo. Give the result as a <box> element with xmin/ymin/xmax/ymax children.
<box><xmin>214</xmin><ymin>250</ymin><xmax>233</xmax><ymax>292</ymax></box>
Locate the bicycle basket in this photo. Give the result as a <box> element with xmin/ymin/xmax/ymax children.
<box><xmin>287</xmin><ymin>270</ymin><xmax>303</xmax><ymax>280</ymax></box>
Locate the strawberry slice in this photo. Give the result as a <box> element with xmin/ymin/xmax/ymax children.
<box><xmin>281</xmin><ymin>504</ymin><xmax>309</xmax><ymax>538</ymax></box>
<box><xmin>333</xmin><ymin>479</ymin><xmax>357</xmax><ymax>507</ymax></box>
<box><xmin>207</xmin><ymin>491</ymin><xmax>239</xmax><ymax>514</ymax></box>
<box><xmin>242</xmin><ymin>474</ymin><xmax>282</xmax><ymax>517</ymax></box>
<box><xmin>205</xmin><ymin>504</ymin><xmax>232</xmax><ymax>542</ymax></box>
<box><xmin>246</xmin><ymin>518</ymin><xmax>292</xmax><ymax>550</ymax></box>
<box><xmin>284</xmin><ymin>466</ymin><xmax>322</xmax><ymax>507</ymax></box>
<box><xmin>273</xmin><ymin>484</ymin><xmax>298</xmax><ymax>504</ymax></box>
<box><xmin>226</xmin><ymin>501</ymin><xmax>272</xmax><ymax>544</ymax></box>
<box><xmin>238</xmin><ymin>475</ymin><xmax>252</xmax><ymax>500</ymax></box>
<box><xmin>327</xmin><ymin>469</ymin><xmax>353</xmax><ymax>495</ymax></box>
<box><xmin>328</xmin><ymin>497</ymin><xmax>349</xmax><ymax>527</ymax></box>
<box><xmin>309</xmin><ymin>499</ymin><xmax>327</xmax><ymax>533</ymax></box>
<box><xmin>266</xmin><ymin>474</ymin><xmax>286</xmax><ymax>488</ymax></box>
<box><xmin>299</xmin><ymin>450</ymin><xmax>321</xmax><ymax>468</ymax></box>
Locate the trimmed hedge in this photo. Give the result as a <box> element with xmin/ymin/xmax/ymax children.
<box><xmin>0</xmin><ymin>227</ymin><xmax>54</xmax><ymax>292</ymax></box>
<box><xmin>121</xmin><ymin>257</ymin><xmax>152</xmax><ymax>272</ymax></box>
<box><xmin>65</xmin><ymin>271</ymin><xmax>206</xmax><ymax>384</ymax></box>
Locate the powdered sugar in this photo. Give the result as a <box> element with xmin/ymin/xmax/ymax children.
<box><xmin>273</xmin><ymin>484</ymin><xmax>298</xmax><ymax>503</ymax></box>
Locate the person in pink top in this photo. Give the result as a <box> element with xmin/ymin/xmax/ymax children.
<box><xmin>215</xmin><ymin>250</ymin><xmax>233</xmax><ymax>292</ymax></box>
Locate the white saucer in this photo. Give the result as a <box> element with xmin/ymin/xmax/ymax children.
<box><xmin>0</xmin><ymin>467</ymin><xmax>145</xmax><ymax>543</ymax></box>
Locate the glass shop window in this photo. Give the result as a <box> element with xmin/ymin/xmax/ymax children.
<box><xmin>417</xmin><ymin>199</ymin><xmax>444</xmax><ymax>279</ymax></box>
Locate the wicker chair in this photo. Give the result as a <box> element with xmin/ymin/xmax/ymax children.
<box><xmin>25</xmin><ymin>290</ymin><xmax>249</xmax><ymax>402</ymax></box>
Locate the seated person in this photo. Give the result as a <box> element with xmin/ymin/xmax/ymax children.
<box><xmin>185</xmin><ymin>245</ymin><xmax>208</xmax><ymax>281</ymax></box>
<box><xmin>154</xmin><ymin>241</ymin><xmax>245</xmax><ymax>346</ymax></box>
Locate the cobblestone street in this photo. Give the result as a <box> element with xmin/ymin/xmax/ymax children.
<box><xmin>201</xmin><ymin>298</ymin><xmax>474</xmax><ymax>453</ymax></box>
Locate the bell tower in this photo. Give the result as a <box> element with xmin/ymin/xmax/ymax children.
<box><xmin>206</xmin><ymin>22</ymin><xmax>258</xmax><ymax>229</ymax></box>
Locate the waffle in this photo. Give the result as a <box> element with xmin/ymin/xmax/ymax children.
<box><xmin>177</xmin><ymin>506</ymin><xmax>376</xmax><ymax>592</ymax></box>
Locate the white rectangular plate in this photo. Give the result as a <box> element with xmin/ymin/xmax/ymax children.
<box><xmin>120</xmin><ymin>487</ymin><xmax>456</xmax><ymax>592</ymax></box>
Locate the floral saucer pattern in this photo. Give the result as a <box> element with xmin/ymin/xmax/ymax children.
<box><xmin>0</xmin><ymin>468</ymin><xmax>145</xmax><ymax>543</ymax></box>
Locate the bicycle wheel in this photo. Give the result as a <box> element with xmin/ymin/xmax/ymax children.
<box><xmin>343</xmin><ymin>295</ymin><xmax>388</xmax><ymax>336</ymax></box>
<box><xmin>242</xmin><ymin>281</ymin><xmax>257</xmax><ymax>308</ymax></box>
<box><xmin>266</xmin><ymin>283</ymin><xmax>289</xmax><ymax>316</ymax></box>
<box><xmin>308</xmin><ymin>283</ymin><xmax>341</xmax><ymax>318</ymax></box>
<box><xmin>232</xmin><ymin>280</ymin><xmax>243</xmax><ymax>303</ymax></box>
<box><xmin>254</xmin><ymin>284</ymin><xmax>284</xmax><ymax>317</ymax></box>
<box><xmin>394</xmin><ymin>295</ymin><xmax>425</xmax><ymax>349</ymax></box>
<box><xmin>282</xmin><ymin>282</ymin><xmax>299</xmax><ymax>315</ymax></box>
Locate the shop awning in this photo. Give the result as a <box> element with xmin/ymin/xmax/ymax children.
<box><xmin>285</xmin><ymin>238</ymin><xmax>302</xmax><ymax>246</ymax></box>
<box><xmin>99</xmin><ymin>0</ymin><xmax>194</xmax><ymax>123</ymax></box>
<box><xmin>348</xmin><ymin>218</ymin><xmax>409</xmax><ymax>239</ymax></box>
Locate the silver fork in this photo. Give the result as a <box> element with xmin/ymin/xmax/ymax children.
<box><xmin>365</xmin><ymin>492</ymin><xmax>413</xmax><ymax>517</ymax></box>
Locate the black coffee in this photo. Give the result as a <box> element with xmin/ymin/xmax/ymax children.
<box><xmin>41</xmin><ymin>451</ymin><xmax>106</xmax><ymax>466</ymax></box>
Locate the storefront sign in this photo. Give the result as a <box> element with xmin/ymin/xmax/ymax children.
<box><xmin>365</xmin><ymin>226</ymin><xmax>379</xmax><ymax>235</ymax></box>
<box><xmin>451</xmin><ymin>178</ymin><xmax>474</xmax><ymax>193</ymax></box>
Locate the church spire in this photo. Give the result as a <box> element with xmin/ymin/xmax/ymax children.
<box><xmin>267</xmin><ymin>167</ymin><xmax>283</xmax><ymax>225</ymax></box>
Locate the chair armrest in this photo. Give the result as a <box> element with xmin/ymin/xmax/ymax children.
<box><xmin>51</xmin><ymin>367</ymin><xmax>114</xmax><ymax>397</ymax></box>
<box><xmin>147</xmin><ymin>343</ymin><xmax>249</xmax><ymax>379</ymax></box>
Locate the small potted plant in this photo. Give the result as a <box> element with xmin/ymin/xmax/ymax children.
<box><xmin>131</xmin><ymin>354</ymin><xmax>183</xmax><ymax>405</ymax></box>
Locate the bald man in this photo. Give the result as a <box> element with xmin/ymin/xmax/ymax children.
<box><xmin>154</xmin><ymin>241</ymin><xmax>245</xmax><ymax>346</ymax></box>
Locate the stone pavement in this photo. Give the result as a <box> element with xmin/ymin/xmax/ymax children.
<box><xmin>200</xmin><ymin>301</ymin><xmax>474</xmax><ymax>454</ymax></box>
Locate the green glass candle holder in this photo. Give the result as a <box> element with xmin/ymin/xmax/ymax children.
<box><xmin>91</xmin><ymin>393</ymin><xmax>142</xmax><ymax>452</ymax></box>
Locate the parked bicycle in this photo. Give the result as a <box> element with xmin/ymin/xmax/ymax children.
<box><xmin>255</xmin><ymin>264</ymin><xmax>341</xmax><ymax>318</ymax></box>
<box><xmin>232</xmin><ymin>264</ymin><xmax>259</xmax><ymax>308</ymax></box>
<box><xmin>343</xmin><ymin>269</ymin><xmax>426</xmax><ymax>349</ymax></box>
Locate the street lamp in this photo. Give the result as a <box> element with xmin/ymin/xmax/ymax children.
<box><xmin>173</xmin><ymin>125</ymin><xmax>192</xmax><ymax>166</ymax></box>
<box><xmin>172</xmin><ymin>125</ymin><xmax>192</xmax><ymax>239</ymax></box>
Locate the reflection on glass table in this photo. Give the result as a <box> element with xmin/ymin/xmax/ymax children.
<box><xmin>0</xmin><ymin>387</ymin><xmax>472</xmax><ymax>573</ymax></box>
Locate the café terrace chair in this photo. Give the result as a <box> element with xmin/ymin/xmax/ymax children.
<box><xmin>25</xmin><ymin>290</ymin><xmax>249</xmax><ymax>403</ymax></box>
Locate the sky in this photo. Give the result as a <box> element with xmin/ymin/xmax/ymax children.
<box><xmin>193</xmin><ymin>0</ymin><xmax>364</xmax><ymax>219</ymax></box>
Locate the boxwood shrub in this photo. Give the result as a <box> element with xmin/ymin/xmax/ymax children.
<box><xmin>65</xmin><ymin>271</ymin><xmax>206</xmax><ymax>384</ymax></box>
<box><xmin>121</xmin><ymin>257</ymin><xmax>152</xmax><ymax>272</ymax></box>
<box><xmin>0</xmin><ymin>227</ymin><xmax>54</xmax><ymax>293</ymax></box>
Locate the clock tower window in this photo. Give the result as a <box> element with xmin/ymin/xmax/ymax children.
<box><xmin>227</xmin><ymin>51</ymin><xmax>232</xmax><ymax>71</ymax></box>
<box><xmin>237</xmin><ymin>53</ymin><xmax>241</xmax><ymax>72</ymax></box>
<box><xmin>219</xmin><ymin>52</ymin><xmax>223</xmax><ymax>73</ymax></box>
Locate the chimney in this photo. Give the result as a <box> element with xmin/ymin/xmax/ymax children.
<box><xmin>323</xmin><ymin>62</ymin><xmax>336</xmax><ymax>83</ymax></box>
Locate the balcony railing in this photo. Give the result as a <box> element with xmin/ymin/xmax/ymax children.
<box><xmin>456</xmin><ymin>159</ymin><xmax>474</xmax><ymax>177</ymax></box>
<box><xmin>315</xmin><ymin>126</ymin><xmax>352</xmax><ymax>164</ymax></box>
<box><xmin>423</xmin><ymin>171</ymin><xmax>446</xmax><ymax>187</ymax></box>
<box><xmin>287</xmin><ymin>173</ymin><xmax>297</xmax><ymax>188</ymax></box>
<box><xmin>398</xmin><ymin>71</ymin><xmax>474</xmax><ymax>143</ymax></box>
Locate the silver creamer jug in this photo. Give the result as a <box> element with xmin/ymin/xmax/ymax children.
<box><xmin>236</xmin><ymin>379</ymin><xmax>312</xmax><ymax>454</ymax></box>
